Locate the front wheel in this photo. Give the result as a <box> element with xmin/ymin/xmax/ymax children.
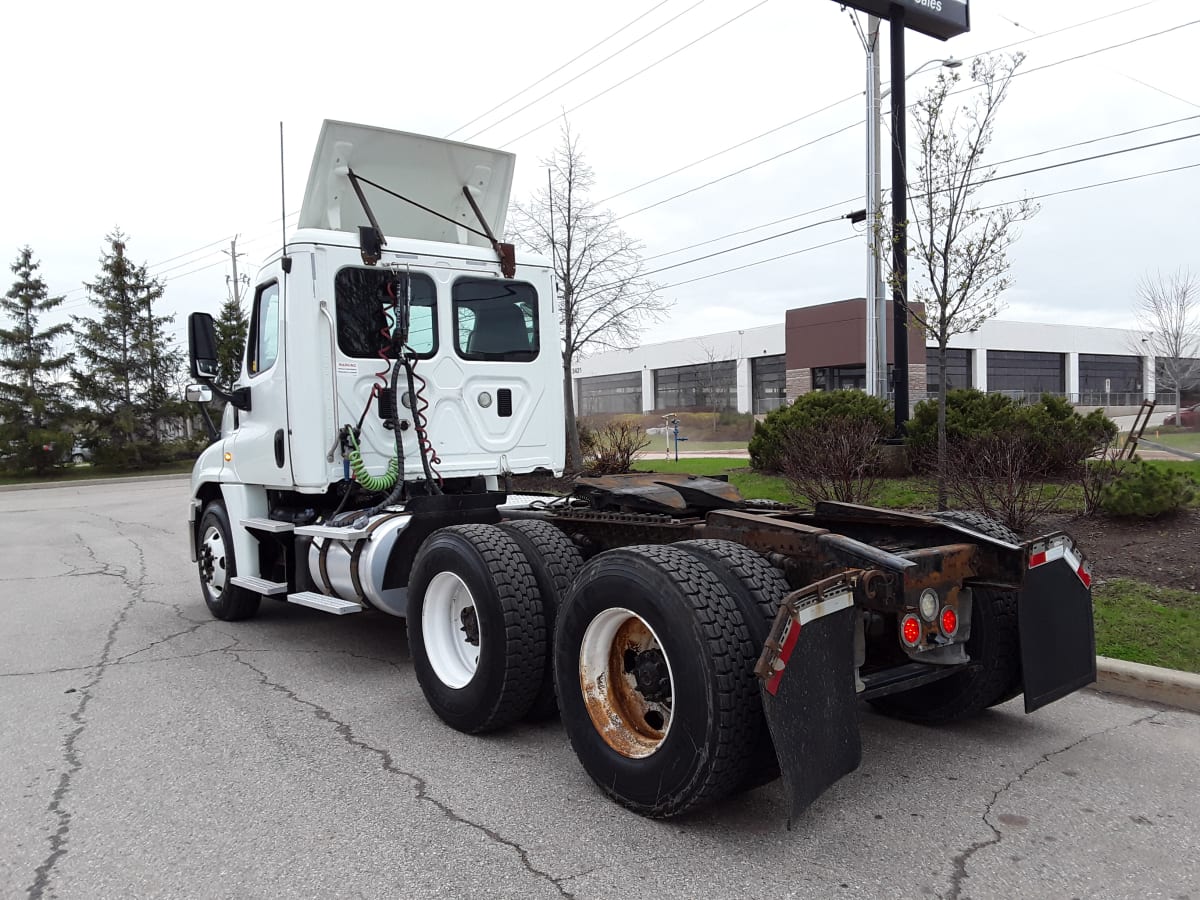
<box><xmin>406</xmin><ymin>525</ymin><xmax>546</xmax><ymax>734</ymax></box>
<box><xmin>555</xmin><ymin>545</ymin><xmax>761</xmax><ymax>818</ymax></box>
<box><xmin>197</xmin><ymin>501</ymin><xmax>261</xmax><ymax>621</ymax></box>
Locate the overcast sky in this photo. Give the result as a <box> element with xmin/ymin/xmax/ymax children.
<box><xmin>2</xmin><ymin>0</ymin><xmax>1196</xmax><ymax>357</ymax></box>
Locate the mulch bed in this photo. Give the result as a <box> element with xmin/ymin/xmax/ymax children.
<box><xmin>1039</xmin><ymin>508</ymin><xmax>1200</xmax><ymax>593</ymax></box>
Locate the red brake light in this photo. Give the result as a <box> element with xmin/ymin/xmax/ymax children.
<box><xmin>940</xmin><ymin>607</ymin><xmax>958</xmax><ymax>636</ymax></box>
<box><xmin>901</xmin><ymin>614</ymin><xmax>922</xmax><ymax>646</ymax></box>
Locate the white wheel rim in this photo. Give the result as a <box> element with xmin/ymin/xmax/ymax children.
<box><xmin>422</xmin><ymin>572</ymin><xmax>481</xmax><ymax>689</ymax></box>
<box><xmin>200</xmin><ymin>525</ymin><xmax>228</xmax><ymax>597</ymax></box>
<box><xmin>578</xmin><ymin>607</ymin><xmax>675</xmax><ymax>759</ymax></box>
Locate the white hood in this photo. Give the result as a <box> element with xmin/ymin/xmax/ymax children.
<box><xmin>298</xmin><ymin>120</ymin><xmax>516</xmax><ymax>248</ymax></box>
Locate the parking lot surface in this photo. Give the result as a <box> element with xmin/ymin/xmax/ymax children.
<box><xmin>2</xmin><ymin>479</ymin><xmax>1197</xmax><ymax>899</ymax></box>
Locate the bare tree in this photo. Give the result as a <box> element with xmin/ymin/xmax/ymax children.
<box><xmin>883</xmin><ymin>54</ymin><xmax>1039</xmax><ymax>509</ymax></box>
<box><xmin>510</xmin><ymin>120</ymin><xmax>669</xmax><ymax>471</ymax></box>
<box><xmin>1132</xmin><ymin>269</ymin><xmax>1200</xmax><ymax>419</ymax></box>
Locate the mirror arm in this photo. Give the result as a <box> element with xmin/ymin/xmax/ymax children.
<box><xmin>197</xmin><ymin>404</ymin><xmax>220</xmax><ymax>443</ymax></box>
<box><xmin>200</xmin><ymin>380</ymin><xmax>252</xmax><ymax>412</ymax></box>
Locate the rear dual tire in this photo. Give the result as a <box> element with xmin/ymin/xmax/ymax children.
<box><xmin>554</xmin><ymin>545</ymin><xmax>763</xmax><ymax>818</ymax></box>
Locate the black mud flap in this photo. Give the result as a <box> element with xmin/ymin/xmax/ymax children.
<box><xmin>756</xmin><ymin>577</ymin><xmax>861</xmax><ymax>828</ymax></box>
<box><xmin>1019</xmin><ymin>537</ymin><xmax>1097</xmax><ymax>713</ymax></box>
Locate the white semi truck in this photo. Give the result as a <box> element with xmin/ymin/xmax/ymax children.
<box><xmin>185</xmin><ymin>120</ymin><xmax>1097</xmax><ymax>821</ymax></box>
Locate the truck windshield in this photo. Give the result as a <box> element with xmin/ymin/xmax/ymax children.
<box><xmin>452</xmin><ymin>279</ymin><xmax>538</xmax><ymax>362</ymax></box>
<box><xmin>335</xmin><ymin>267</ymin><xmax>437</xmax><ymax>358</ymax></box>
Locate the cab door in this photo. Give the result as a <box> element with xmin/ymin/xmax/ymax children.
<box><xmin>227</xmin><ymin>266</ymin><xmax>293</xmax><ymax>487</ymax></box>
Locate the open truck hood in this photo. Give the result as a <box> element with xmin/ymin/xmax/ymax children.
<box><xmin>298</xmin><ymin>120</ymin><xmax>516</xmax><ymax>248</ymax></box>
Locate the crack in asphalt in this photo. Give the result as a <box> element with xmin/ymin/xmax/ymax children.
<box><xmin>227</xmin><ymin>651</ymin><xmax>576</xmax><ymax>900</ymax></box>
<box><xmin>942</xmin><ymin>709</ymin><xmax>1165</xmax><ymax>900</ymax></box>
<box><xmin>26</xmin><ymin>533</ymin><xmax>147</xmax><ymax>900</ymax></box>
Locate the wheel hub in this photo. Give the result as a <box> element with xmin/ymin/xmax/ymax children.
<box><xmin>624</xmin><ymin>648</ymin><xmax>671</xmax><ymax>703</ymax></box>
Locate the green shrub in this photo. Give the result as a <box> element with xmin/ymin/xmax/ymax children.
<box><xmin>1098</xmin><ymin>462</ymin><xmax>1196</xmax><ymax>518</ymax></box>
<box><xmin>750</xmin><ymin>391</ymin><xmax>890</xmax><ymax>472</ymax></box>
<box><xmin>907</xmin><ymin>390</ymin><xmax>1116</xmax><ymax>475</ymax></box>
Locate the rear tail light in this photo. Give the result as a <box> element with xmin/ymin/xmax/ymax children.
<box><xmin>900</xmin><ymin>614</ymin><xmax>922</xmax><ymax>647</ymax></box>
<box><xmin>940</xmin><ymin>606</ymin><xmax>958</xmax><ymax>637</ymax></box>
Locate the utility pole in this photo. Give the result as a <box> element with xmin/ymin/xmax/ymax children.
<box><xmin>864</xmin><ymin>16</ymin><xmax>887</xmax><ymax>400</ymax></box>
<box><xmin>224</xmin><ymin>237</ymin><xmax>245</xmax><ymax>307</ymax></box>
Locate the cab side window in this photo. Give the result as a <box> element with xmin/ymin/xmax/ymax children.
<box><xmin>247</xmin><ymin>282</ymin><xmax>280</xmax><ymax>376</ymax></box>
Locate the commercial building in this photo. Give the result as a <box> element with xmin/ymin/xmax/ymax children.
<box><xmin>572</xmin><ymin>297</ymin><xmax>1197</xmax><ymax>417</ymax></box>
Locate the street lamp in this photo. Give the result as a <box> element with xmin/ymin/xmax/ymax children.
<box><xmin>863</xmin><ymin>20</ymin><xmax>961</xmax><ymax>401</ymax></box>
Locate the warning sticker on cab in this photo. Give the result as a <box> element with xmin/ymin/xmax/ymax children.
<box><xmin>336</xmin><ymin>361</ymin><xmax>358</xmax><ymax>376</ymax></box>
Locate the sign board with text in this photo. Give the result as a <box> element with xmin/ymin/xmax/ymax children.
<box><xmin>832</xmin><ymin>0</ymin><xmax>969</xmax><ymax>40</ymax></box>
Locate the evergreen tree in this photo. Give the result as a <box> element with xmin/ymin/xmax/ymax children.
<box><xmin>0</xmin><ymin>247</ymin><xmax>74</xmax><ymax>474</ymax></box>
<box><xmin>72</xmin><ymin>230</ymin><xmax>180</xmax><ymax>468</ymax></box>
<box><xmin>214</xmin><ymin>282</ymin><xmax>248</xmax><ymax>388</ymax></box>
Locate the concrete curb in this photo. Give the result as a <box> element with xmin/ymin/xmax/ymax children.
<box><xmin>1092</xmin><ymin>656</ymin><xmax>1200</xmax><ymax>713</ymax></box>
<box><xmin>0</xmin><ymin>473</ymin><xmax>190</xmax><ymax>493</ymax></box>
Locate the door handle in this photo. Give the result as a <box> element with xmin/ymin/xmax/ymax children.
<box><xmin>274</xmin><ymin>429</ymin><xmax>286</xmax><ymax>468</ymax></box>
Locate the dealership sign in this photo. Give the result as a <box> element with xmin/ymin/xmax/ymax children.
<box><xmin>833</xmin><ymin>0</ymin><xmax>969</xmax><ymax>40</ymax></box>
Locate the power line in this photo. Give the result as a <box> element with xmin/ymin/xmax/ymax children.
<box><xmin>642</xmin><ymin>196</ymin><xmax>859</xmax><ymax>261</ymax></box>
<box><xmin>975</xmin><ymin>158</ymin><xmax>1200</xmax><ymax>212</ymax></box>
<box><xmin>986</xmin><ymin>113</ymin><xmax>1200</xmax><ymax>170</ymax></box>
<box><xmin>614</xmin><ymin>121</ymin><xmax>861</xmax><ymax>221</ymax></box>
<box><xmin>461</xmin><ymin>0</ymin><xmax>706</xmax><ymax>143</ymax></box>
<box><xmin>496</xmin><ymin>0</ymin><xmax>775</xmax><ymax>148</ymax></box>
<box><xmin>596</xmin><ymin>92</ymin><xmax>862</xmax><ymax>205</ymax></box>
<box><xmin>615</xmin><ymin>18</ymin><xmax>1199</xmax><ymax>223</ymax></box>
<box><xmin>591</xmin><ymin>214</ymin><xmax>848</xmax><ymax>291</ymax></box>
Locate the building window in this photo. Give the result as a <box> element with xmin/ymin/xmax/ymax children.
<box><xmin>925</xmin><ymin>348</ymin><xmax>972</xmax><ymax>394</ymax></box>
<box><xmin>654</xmin><ymin>361</ymin><xmax>737</xmax><ymax>411</ymax></box>
<box><xmin>1155</xmin><ymin>356</ymin><xmax>1200</xmax><ymax>404</ymax></box>
<box><xmin>986</xmin><ymin>350</ymin><xmax>1065</xmax><ymax>397</ymax></box>
<box><xmin>751</xmin><ymin>355</ymin><xmax>786</xmax><ymax>413</ymax></box>
<box><xmin>811</xmin><ymin>365</ymin><xmax>868</xmax><ymax>392</ymax></box>
<box><xmin>1079</xmin><ymin>354</ymin><xmax>1142</xmax><ymax>403</ymax></box>
<box><xmin>579</xmin><ymin>372</ymin><xmax>642</xmax><ymax>415</ymax></box>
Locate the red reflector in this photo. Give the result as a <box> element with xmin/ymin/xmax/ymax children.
<box><xmin>941</xmin><ymin>607</ymin><xmax>958</xmax><ymax>636</ymax></box>
<box><xmin>1078</xmin><ymin>566</ymin><xmax>1092</xmax><ymax>588</ymax></box>
<box><xmin>1029</xmin><ymin>551</ymin><xmax>1047</xmax><ymax>568</ymax></box>
<box><xmin>901</xmin><ymin>615</ymin><xmax>921</xmax><ymax>646</ymax></box>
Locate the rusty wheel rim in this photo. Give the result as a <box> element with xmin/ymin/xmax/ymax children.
<box><xmin>578</xmin><ymin>608</ymin><xmax>675</xmax><ymax>759</ymax></box>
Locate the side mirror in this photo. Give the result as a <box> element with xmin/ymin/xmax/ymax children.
<box><xmin>188</xmin><ymin>312</ymin><xmax>219</xmax><ymax>380</ymax></box>
<box><xmin>185</xmin><ymin>384</ymin><xmax>213</xmax><ymax>403</ymax></box>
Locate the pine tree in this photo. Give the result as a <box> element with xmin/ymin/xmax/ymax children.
<box><xmin>0</xmin><ymin>247</ymin><xmax>74</xmax><ymax>474</ymax></box>
<box><xmin>72</xmin><ymin>230</ymin><xmax>180</xmax><ymax>468</ymax></box>
<box><xmin>214</xmin><ymin>284</ymin><xmax>247</xmax><ymax>388</ymax></box>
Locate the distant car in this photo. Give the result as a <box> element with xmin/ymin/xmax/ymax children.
<box><xmin>71</xmin><ymin>443</ymin><xmax>92</xmax><ymax>464</ymax></box>
<box><xmin>1163</xmin><ymin>403</ymin><xmax>1200</xmax><ymax>428</ymax></box>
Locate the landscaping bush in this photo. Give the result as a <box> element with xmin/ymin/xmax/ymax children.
<box><xmin>585</xmin><ymin>421</ymin><xmax>651</xmax><ymax>476</ymax></box>
<box><xmin>942</xmin><ymin>432</ymin><xmax>1068</xmax><ymax>532</ymax></box>
<box><xmin>778</xmin><ymin>416</ymin><xmax>884</xmax><ymax>505</ymax></box>
<box><xmin>1098</xmin><ymin>461</ymin><xmax>1196</xmax><ymax>519</ymax></box>
<box><xmin>907</xmin><ymin>390</ymin><xmax>1116</xmax><ymax>475</ymax></box>
<box><xmin>749</xmin><ymin>390</ymin><xmax>890</xmax><ymax>472</ymax></box>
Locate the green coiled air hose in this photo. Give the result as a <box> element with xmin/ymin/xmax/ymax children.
<box><xmin>347</xmin><ymin>430</ymin><xmax>398</xmax><ymax>492</ymax></box>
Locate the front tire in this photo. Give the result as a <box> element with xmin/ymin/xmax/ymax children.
<box><xmin>555</xmin><ymin>545</ymin><xmax>760</xmax><ymax>817</ymax></box>
<box><xmin>407</xmin><ymin>525</ymin><xmax>546</xmax><ymax>734</ymax></box>
<box><xmin>197</xmin><ymin>501</ymin><xmax>261</xmax><ymax>621</ymax></box>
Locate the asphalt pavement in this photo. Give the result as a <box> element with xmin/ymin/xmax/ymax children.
<box><xmin>1</xmin><ymin>479</ymin><xmax>1198</xmax><ymax>899</ymax></box>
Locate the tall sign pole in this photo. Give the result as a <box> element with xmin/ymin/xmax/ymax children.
<box><xmin>828</xmin><ymin>0</ymin><xmax>970</xmax><ymax>432</ymax></box>
<box><xmin>864</xmin><ymin>16</ymin><xmax>885</xmax><ymax>399</ymax></box>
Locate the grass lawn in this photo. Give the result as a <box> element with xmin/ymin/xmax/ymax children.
<box><xmin>0</xmin><ymin>460</ymin><xmax>194</xmax><ymax>486</ymax></box>
<box><xmin>1093</xmin><ymin>579</ymin><xmax>1200</xmax><ymax>673</ymax></box>
<box><xmin>1152</xmin><ymin>431</ymin><xmax>1200</xmax><ymax>453</ymax></box>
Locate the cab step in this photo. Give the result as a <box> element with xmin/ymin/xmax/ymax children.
<box><xmin>286</xmin><ymin>591</ymin><xmax>363</xmax><ymax>615</ymax></box>
<box><xmin>230</xmin><ymin>575</ymin><xmax>288</xmax><ymax>595</ymax></box>
<box><xmin>240</xmin><ymin>517</ymin><xmax>295</xmax><ymax>534</ymax></box>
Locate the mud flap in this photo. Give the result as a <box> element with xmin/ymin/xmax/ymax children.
<box><xmin>756</xmin><ymin>578</ymin><xmax>861</xmax><ymax>828</ymax></box>
<box><xmin>1019</xmin><ymin>539</ymin><xmax>1097</xmax><ymax>713</ymax></box>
